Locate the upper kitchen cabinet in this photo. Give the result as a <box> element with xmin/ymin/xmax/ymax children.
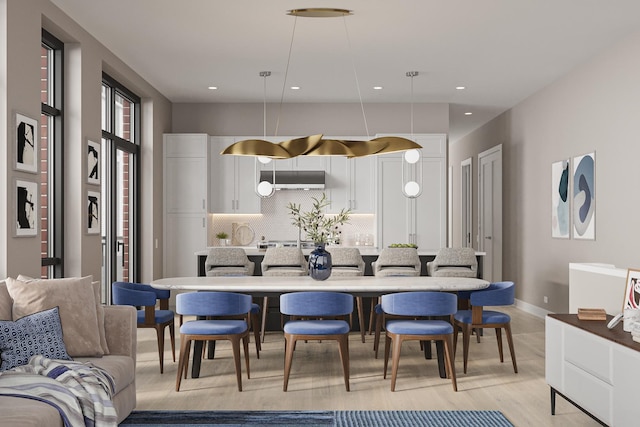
<box><xmin>327</xmin><ymin>154</ymin><xmax>375</xmax><ymax>213</ymax></box>
<box><xmin>163</xmin><ymin>133</ymin><xmax>211</xmax><ymax>277</ymax></box>
<box><xmin>376</xmin><ymin>134</ymin><xmax>447</xmax><ymax>250</ymax></box>
<box><xmin>210</xmin><ymin>137</ymin><xmax>261</xmax><ymax>214</ymax></box>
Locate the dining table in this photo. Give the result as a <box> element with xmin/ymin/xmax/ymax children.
<box><xmin>150</xmin><ymin>275</ymin><xmax>490</xmax><ymax>379</ymax></box>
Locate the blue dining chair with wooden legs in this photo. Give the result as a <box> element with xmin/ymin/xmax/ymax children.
<box><xmin>280</xmin><ymin>291</ymin><xmax>354</xmax><ymax>392</ymax></box>
<box><xmin>382</xmin><ymin>291</ymin><xmax>458</xmax><ymax>392</ymax></box>
<box><xmin>175</xmin><ymin>291</ymin><xmax>252</xmax><ymax>392</ymax></box>
<box><xmin>453</xmin><ymin>281</ymin><xmax>518</xmax><ymax>374</ymax></box>
<box><xmin>112</xmin><ymin>281</ymin><xmax>175</xmax><ymax>374</ymax></box>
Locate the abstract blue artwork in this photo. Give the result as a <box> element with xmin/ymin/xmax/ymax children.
<box><xmin>551</xmin><ymin>159</ymin><xmax>570</xmax><ymax>238</ymax></box>
<box><xmin>572</xmin><ymin>152</ymin><xmax>595</xmax><ymax>240</ymax></box>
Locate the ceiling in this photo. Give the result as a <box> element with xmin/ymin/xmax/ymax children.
<box><xmin>50</xmin><ymin>0</ymin><xmax>640</xmax><ymax>142</ymax></box>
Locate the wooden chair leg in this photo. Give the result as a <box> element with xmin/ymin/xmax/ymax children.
<box><xmin>283</xmin><ymin>334</ymin><xmax>296</xmax><ymax>391</ymax></box>
<box><xmin>156</xmin><ymin>325</ymin><xmax>165</xmax><ymax>374</ymax></box>
<box><xmin>383</xmin><ymin>334</ymin><xmax>391</xmax><ymax>378</ymax></box>
<box><xmin>389</xmin><ymin>334</ymin><xmax>403</xmax><ymax>391</ymax></box>
<box><xmin>169</xmin><ymin>322</ymin><xmax>176</xmax><ymax>362</ymax></box>
<box><xmin>337</xmin><ymin>335</ymin><xmax>350</xmax><ymax>391</ymax></box>
<box><xmin>230</xmin><ymin>336</ymin><xmax>243</xmax><ymax>392</ymax></box>
<box><xmin>250</xmin><ymin>312</ymin><xmax>261</xmax><ymax>358</ymax></box>
<box><xmin>462</xmin><ymin>324</ymin><xmax>472</xmax><ymax>374</ymax></box>
<box><xmin>443</xmin><ymin>335</ymin><xmax>458</xmax><ymax>392</ymax></box>
<box><xmin>504</xmin><ymin>323</ymin><xmax>518</xmax><ymax>373</ymax></box>
<box><xmin>495</xmin><ymin>327</ymin><xmax>504</xmax><ymax>363</ymax></box>
<box><xmin>176</xmin><ymin>336</ymin><xmax>190</xmax><ymax>391</ymax></box>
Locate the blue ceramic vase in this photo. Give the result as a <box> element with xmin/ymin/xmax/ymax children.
<box><xmin>308</xmin><ymin>243</ymin><xmax>332</xmax><ymax>281</ymax></box>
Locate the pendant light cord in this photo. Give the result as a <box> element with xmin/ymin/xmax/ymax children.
<box><xmin>343</xmin><ymin>14</ymin><xmax>370</xmax><ymax>139</ymax></box>
<box><xmin>275</xmin><ymin>15</ymin><xmax>298</xmax><ymax>138</ymax></box>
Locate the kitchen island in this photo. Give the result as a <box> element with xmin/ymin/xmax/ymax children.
<box><xmin>195</xmin><ymin>247</ymin><xmax>485</xmax><ymax>278</ymax></box>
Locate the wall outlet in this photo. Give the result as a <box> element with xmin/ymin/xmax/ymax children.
<box><xmin>543</xmin><ymin>296</ymin><xmax>549</xmax><ymax>304</ymax></box>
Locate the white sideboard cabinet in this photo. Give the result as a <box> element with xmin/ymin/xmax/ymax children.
<box><xmin>163</xmin><ymin>133</ymin><xmax>210</xmax><ymax>277</ymax></box>
<box><xmin>546</xmin><ymin>314</ymin><xmax>640</xmax><ymax>426</ymax></box>
<box><xmin>376</xmin><ymin>134</ymin><xmax>446</xmax><ymax>249</ymax></box>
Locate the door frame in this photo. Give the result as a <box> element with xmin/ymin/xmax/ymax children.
<box><xmin>478</xmin><ymin>144</ymin><xmax>502</xmax><ymax>282</ymax></box>
<box><xmin>461</xmin><ymin>158</ymin><xmax>472</xmax><ymax>248</ymax></box>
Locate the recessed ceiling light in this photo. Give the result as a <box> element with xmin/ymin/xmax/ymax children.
<box><xmin>373</xmin><ymin>86</ymin><xmax>383</xmax><ymax>90</ymax></box>
<box><xmin>456</xmin><ymin>86</ymin><xmax>466</xmax><ymax>90</ymax></box>
<box><xmin>208</xmin><ymin>86</ymin><xmax>218</xmax><ymax>90</ymax></box>
<box><xmin>464</xmin><ymin>112</ymin><xmax>473</xmax><ymax>116</ymax></box>
<box><xmin>290</xmin><ymin>86</ymin><xmax>300</xmax><ymax>90</ymax></box>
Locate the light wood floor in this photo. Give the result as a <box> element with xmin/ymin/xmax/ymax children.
<box><xmin>133</xmin><ymin>307</ymin><xmax>599</xmax><ymax>427</ymax></box>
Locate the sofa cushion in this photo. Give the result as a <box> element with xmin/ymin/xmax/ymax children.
<box><xmin>75</xmin><ymin>355</ymin><xmax>135</xmax><ymax>395</ymax></box>
<box><xmin>0</xmin><ymin>281</ymin><xmax>12</xmax><ymax>320</ymax></box>
<box><xmin>6</xmin><ymin>276</ymin><xmax>103</xmax><ymax>357</ymax></box>
<box><xmin>0</xmin><ymin>306</ymin><xmax>71</xmax><ymax>371</ymax></box>
<box><xmin>0</xmin><ymin>395</ymin><xmax>63</xmax><ymax>427</ymax></box>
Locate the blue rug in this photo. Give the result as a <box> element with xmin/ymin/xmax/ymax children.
<box><xmin>120</xmin><ymin>410</ymin><xmax>514</xmax><ymax>426</ymax></box>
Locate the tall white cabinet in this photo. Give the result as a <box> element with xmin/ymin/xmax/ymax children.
<box><xmin>163</xmin><ymin>134</ymin><xmax>210</xmax><ymax>277</ymax></box>
<box><xmin>376</xmin><ymin>134</ymin><xmax>447</xmax><ymax>250</ymax></box>
<box><xmin>327</xmin><ymin>155</ymin><xmax>375</xmax><ymax>213</ymax></box>
<box><xmin>209</xmin><ymin>137</ymin><xmax>261</xmax><ymax>214</ymax></box>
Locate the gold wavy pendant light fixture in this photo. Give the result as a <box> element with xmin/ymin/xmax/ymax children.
<box><xmin>220</xmin><ymin>8</ymin><xmax>422</xmax><ymax>160</ymax></box>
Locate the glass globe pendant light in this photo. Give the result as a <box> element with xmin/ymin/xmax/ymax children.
<box><xmin>255</xmin><ymin>71</ymin><xmax>276</xmax><ymax>198</ymax></box>
<box><xmin>402</xmin><ymin>71</ymin><xmax>423</xmax><ymax>198</ymax></box>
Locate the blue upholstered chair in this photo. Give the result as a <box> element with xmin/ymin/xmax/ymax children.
<box><xmin>381</xmin><ymin>291</ymin><xmax>458</xmax><ymax>392</ymax></box>
<box><xmin>280</xmin><ymin>291</ymin><xmax>354</xmax><ymax>392</ymax></box>
<box><xmin>175</xmin><ymin>291</ymin><xmax>252</xmax><ymax>391</ymax></box>
<box><xmin>112</xmin><ymin>281</ymin><xmax>175</xmax><ymax>374</ymax></box>
<box><xmin>453</xmin><ymin>281</ymin><xmax>518</xmax><ymax>374</ymax></box>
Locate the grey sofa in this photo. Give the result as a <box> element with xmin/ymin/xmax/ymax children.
<box><xmin>0</xmin><ymin>278</ymin><xmax>137</xmax><ymax>426</ymax></box>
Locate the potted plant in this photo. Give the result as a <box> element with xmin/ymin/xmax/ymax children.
<box><xmin>286</xmin><ymin>193</ymin><xmax>351</xmax><ymax>280</ymax></box>
<box><xmin>216</xmin><ymin>231</ymin><xmax>230</xmax><ymax>246</ymax></box>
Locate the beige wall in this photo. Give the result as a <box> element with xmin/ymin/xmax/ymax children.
<box><xmin>0</xmin><ymin>0</ymin><xmax>171</xmax><ymax>283</ymax></box>
<box><xmin>450</xmin><ymin>28</ymin><xmax>640</xmax><ymax>314</ymax></box>
<box><xmin>172</xmin><ymin>102</ymin><xmax>449</xmax><ymax>136</ymax></box>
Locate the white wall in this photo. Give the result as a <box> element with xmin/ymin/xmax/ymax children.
<box><xmin>0</xmin><ymin>0</ymin><xmax>172</xmax><ymax>282</ymax></box>
<box><xmin>450</xmin><ymin>28</ymin><xmax>640</xmax><ymax>313</ymax></box>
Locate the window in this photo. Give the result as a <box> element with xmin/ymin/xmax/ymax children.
<box><xmin>40</xmin><ymin>30</ymin><xmax>63</xmax><ymax>278</ymax></box>
<box><xmin>101</xmin><ymin>74</ymin><xmax>140</xmax><ymax>302</ymax></box>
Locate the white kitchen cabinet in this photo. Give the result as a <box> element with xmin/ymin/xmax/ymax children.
<box><xmin>163</xmin><ymin>133</ymin><xmax>210</xmax><ymax>277</ymax></box>
<box><xmin>376</xmin><ymin>134</ymin><xmax>446</xmax><ymax>250</ymax></box>
<box><xmin>327</xmin><ymin>155</ymin><xmax>375</xmax><ymax>213</ymax></box>
<box><xmin>210</xmin><ymin>137</ymin><xmax>261</xmax><ymax>214</ymax></box>
<box><xmin>546</xmin><ymin>314</ymin><xmax>640</xmax><ymax>427</ymax></box>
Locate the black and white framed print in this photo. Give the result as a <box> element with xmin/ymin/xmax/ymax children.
<box><xmin>87</xmin><ymin>191</ymin><xmax>101</xmax><ymax>235</ymax></box>
<box><xmin>15</xmin><ymin>113</ymin><xmax>38</xmax><ymax>173</ymax></box>
<box><xmin>16</xmin><ymin>179</ymin><xmax>38</xmax><ymax>236</ymax></box>
<box><xmin>87</xmin><ymin>139</ymin><xmax>101</xmax><ymax>185</ymax></box>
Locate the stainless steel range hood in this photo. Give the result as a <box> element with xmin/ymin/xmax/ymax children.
<box><xmin>259</xmin><ymin>170</ymin><xmax>325</xmax><ymax>190</ymax></box>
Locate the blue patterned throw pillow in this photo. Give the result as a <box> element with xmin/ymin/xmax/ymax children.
<box><xmin>0</xmin><ymin>306</ymin><xmax>72</xmax><ymax>371</ymax></box>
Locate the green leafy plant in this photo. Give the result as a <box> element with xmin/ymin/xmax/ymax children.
<box><xmin>389</xmin><ymin>243</ymin><xmax>418</xmax><ymax>248</ymax></box>
<box><xmin>216</xmin><ymin>231</ymin><xmax>229</xmax><ymax>239</ymax></box>
<box><xmin>286</xmin><ymin>193</ymin><xmax>351</xmax><ymax>244</ymax></box>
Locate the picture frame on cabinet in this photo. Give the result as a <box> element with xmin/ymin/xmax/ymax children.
<box><xmin>622</xmin><ymin>268</ymin><xmax>640</xmax><ymax>310</ymax></box>
<box><xmin>15</xmin><ymin>179</ymin><xmax>38</xmax><ymax>237</ymax></box>
<box><xmin>15</xmin><ymin>112</ymin><xmax>38</xmax><ymax>173</ymax></box>
<box><xmin>87</xmin><ymin>139</ymin><xmax>101</xmax><ymax>185</ymax></box>
<box><xmin>551</xmin><ymin>159</ymin><xmax>570</xmax><ymax>239</ymax></box>
<box><xmin>87</xmin><ymin>190</ymin><xmax>101</xmax><ymax>235</ymax></box>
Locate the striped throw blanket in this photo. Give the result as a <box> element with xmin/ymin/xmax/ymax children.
<box><xmin>0</xmin><ymin>355</ymin><xmax>117</xmax><ymax>427</ymax></box>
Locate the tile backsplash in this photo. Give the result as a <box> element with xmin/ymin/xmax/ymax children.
<box><xmin>210</xmin><ymin>190</ymin><xmax>376</xmax><ymax>247</ymax></box>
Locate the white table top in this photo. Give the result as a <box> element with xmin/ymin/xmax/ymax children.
<box><xmin>150</xmin><ymin>275</ymin><xmax>489</xmax><ymax>295</ymax></box>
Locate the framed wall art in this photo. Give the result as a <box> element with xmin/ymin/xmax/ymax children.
<box><xmin>87</xmin><ymin>139</ymin><xmax>101</xmax><ymax>185</ymax></box>
<box><xmin>623</xmin><ymin>268</ymin><xmax>640</xmax><ymax>310</ymax></box>
<box><xmin>15</xmin><ymin>113</ymin><xmax>38</xmax><ymax>173</ymax></box>
<box><xmin>16</xmin><ymin>179</ymin><xmax>38</xmax><ymax>236</ymax></box>
<box><xmin>551</xmin><ymin>159</ymin><xmax>570</xmax><ymax>239</ymax></box>
<box><xmin>87</xmin><ymin>190</ymin><xmax>101</xmax><ymax>235</ymax></box>
<box><xmin>572</xmin><ymin>151</ymin><xmax>595</xmax><ymax>240</ymax></box>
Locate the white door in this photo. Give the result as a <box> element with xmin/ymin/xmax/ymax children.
<box><xmin>478</xmin><ymin>145</ymin><xmax>502</xmax><ymax>282</ymax></box>
<box><xmin>461</xmin><ymin>158</ymin><xmax>472</xmax><ymax>247</ymax></box>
